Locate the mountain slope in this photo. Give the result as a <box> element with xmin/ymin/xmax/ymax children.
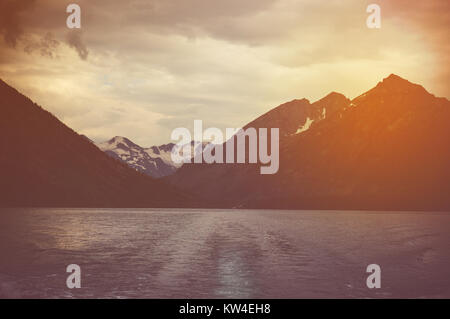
<box><xmin>0</xmin><ymin>79</ymin><xmax>190</xmax><ymax>207</ymax></box>
<box><xmin>244</xmin><ymin>92</ymin><xmax>350</xmax><ymax>138</ymax></box>
<box><xmin>167</xmin><ymin>74</ymin><xmax>450</xmax><ymax>211</ymax></box>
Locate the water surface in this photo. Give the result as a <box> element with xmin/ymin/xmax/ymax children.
<box><xmin>0</xmin><ymin>208</ymin><xmax>449</xmax><ymax>298</ymax></box>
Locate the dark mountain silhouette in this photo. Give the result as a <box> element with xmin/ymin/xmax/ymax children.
<box><xmin>0</xmin><ymin>79</ymin><xmax>190</xmax><ymax>207</ymax></box>
<box><xmin>168</xmin><ymin>74</ymin><xmax>450</xmax><ymax>211</ymax></box>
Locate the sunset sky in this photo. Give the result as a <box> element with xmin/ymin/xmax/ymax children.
<box><xmin>0</xmin><ymin>0</ymin><xmax>448</xmax><ymax>146</ymax></box>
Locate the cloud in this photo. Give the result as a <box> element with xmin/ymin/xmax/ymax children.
<box><xmin>381</xmin><ymin>0</ymin><xmax>450</xmax><ymax>91</ymax></box>
<box><xmin>66</xmin><ymin>30</ymin><xmax>89</xmax><ymax>60</ymax></box>
<box><xmin>0</xmin><ymin>0</ymin><xmax>87</xmax><ymax>60</ymax></box>
<box><xmin>23</xmin><ymin>32</ymin><xmax>60</xmax><ymax>58</ymax></box>
<box><xmin>0</xmin><ymin>0</ymin><xmax>36</xmax><ymax>47</ymax></box>
<box><xmin>0</xmin><ymin>0</ymin><xmax>448</xmax><ymax>146</ymax></box>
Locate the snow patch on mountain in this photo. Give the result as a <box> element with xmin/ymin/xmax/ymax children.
<box><xmin>96</xmin><ymin>136</ymin><xmax>180</xmax><ymax>178</ymax></box>
<box><xmin>295</xmin><ymin>117</ymin><xmax>314</xmax><ymax>134</ymax></box>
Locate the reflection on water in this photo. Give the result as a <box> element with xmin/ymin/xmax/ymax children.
<box><xmin>0</xmin><ymin>208</ymin><xmax>449</xmax><ymax>298</ymax></box>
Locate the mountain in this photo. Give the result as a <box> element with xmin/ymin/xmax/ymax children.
<box><xmin>0</xmin><ymin>79</ymin><xmax>191</xmax><ymax>207</ymax></box>
<box><xmin>244</xmin><ymin>92</ymin><xmax>350</xmax><ymax>138</ymax></box>
<box><xmin>95</xmin><ymin>137</ymin><xmax>180</xmax><ymax>178</ymax></box>
<box><xmin>94</xmin><ymin>137</ymin><xmax>209</xmax><ymax>178</ymax></box>
<box><xmin>167</xmin><ymin>74</ymin><xmax>450</xmax><ymax>211</ymax></box>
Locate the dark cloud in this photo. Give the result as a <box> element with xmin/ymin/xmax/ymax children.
<box><xmin>0</xmin><ymin>0</ymin><xmax>87</xmax><ymax>60</ymax></box>
<box><xmin>0</xmin><ymin>0</ymin><xmax>36</xmax><ymax>47</ymax></box>
<box><xmin>66</xmin><ymin>30</ymin><xmax>89</xmax><ymax>60</ymax></box>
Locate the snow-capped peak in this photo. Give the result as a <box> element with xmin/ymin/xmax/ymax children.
<box><xmin>95</xmin><ymin>137</ymin><xmax>180</xmax><ymax>178</ymax></box>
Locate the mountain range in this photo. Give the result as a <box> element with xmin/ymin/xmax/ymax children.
<box><xmin>1</xmin><ymin>74</ymin><xmax>449</xmax><ymax>210</ymax></box>
<box><xmin>95</xmin><ymin>137</ymin><xmax>179</xmax><ymax>178</ymax></box>
<box><xmin>167</xmin><ymin>74</ymin><xmax>450</xmax><ymax>211</ymax></box>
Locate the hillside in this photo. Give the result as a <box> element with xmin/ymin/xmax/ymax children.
<box><xmin>0</xmin><ymin>79</ymin><xmax>190</xmax><ymax>207</ymax></box>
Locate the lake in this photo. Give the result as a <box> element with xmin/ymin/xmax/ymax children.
<box><xmin>0</xmin><ymin>208</ymin><xmax>449</xmax><ymax>298</ymax></box>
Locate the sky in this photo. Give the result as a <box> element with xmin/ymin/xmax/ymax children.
<box><xmin>0</xmin><ymin>0</ymin><xmax>449</xmax><ymax>146</ymax></box>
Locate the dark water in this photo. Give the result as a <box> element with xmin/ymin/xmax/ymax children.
<box><xmin>0</xmin><ymin>208</ymin><xmax>449</xmax><ymax>298</ymax></box>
